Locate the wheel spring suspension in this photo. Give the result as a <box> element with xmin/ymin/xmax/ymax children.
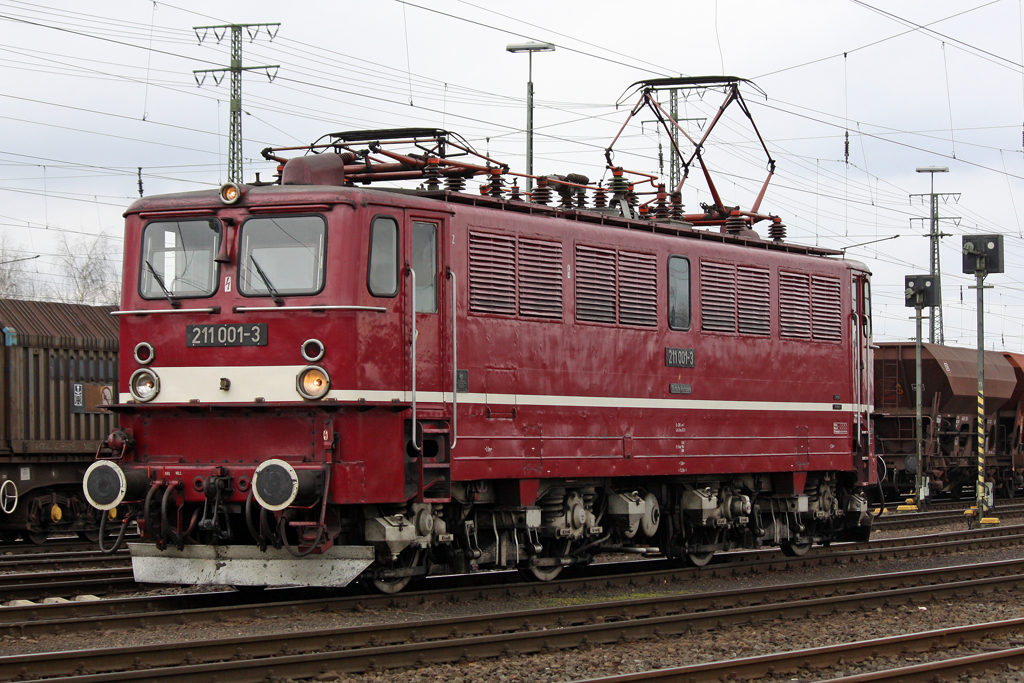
<box><xmin>538</xmin><ymin>487</ymin><xmax>566</xmax><ymax>527</ymax></box>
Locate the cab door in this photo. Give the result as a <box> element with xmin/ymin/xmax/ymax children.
<box><xmin>403</xmin><ymin>212</ymin><xmax>453</xmax><ymax>501</ymax></box>
<box><xmin>852</xmin><ymin>271</ymin><xmax>876</xmax><ymax>484</ymax></box>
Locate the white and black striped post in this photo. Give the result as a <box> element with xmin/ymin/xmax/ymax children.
<box><xmin>963</xmin><ymin>235</ymin><xmax>1004</xmax><ymax>525</ymax></box>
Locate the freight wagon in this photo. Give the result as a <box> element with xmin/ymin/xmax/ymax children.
<box><xmin>0</xmin><ymin>299</ymin><xmax>118</xmax><ymax>542</ymax></box>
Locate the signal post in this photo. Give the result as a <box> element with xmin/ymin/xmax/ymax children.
<box><xmin>904</xmin><ymin>274</ymin><xmax>939</xmax><ymax>508</ymax></box>
<box><xmin>962</xmin><ymin>234</ymin><xmax>1004</xmax><ymax>526</ymax></box>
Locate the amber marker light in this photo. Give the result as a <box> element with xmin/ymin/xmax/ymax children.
<box><xmin>219</xmin><ymin>182</ymin><xmax>242</xmax><ymax>205</ymax></box>
<box><xmin>296</xmin><ymin>366</ymin><xmax>330</xmax><ymax>400</ymax></box>
<box><xmin>129</xmin><ymin>368</ymin><xmax>160</xmax><ymax>402</ymax></box>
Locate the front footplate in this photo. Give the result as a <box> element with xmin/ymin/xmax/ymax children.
<box><xmin>129</xmin><ymin>543</ymin><xmax>375</xmax><ymax>587</ymax></box>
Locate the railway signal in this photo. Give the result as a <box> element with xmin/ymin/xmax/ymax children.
<box><xmin>905</xmin><ymin>274</ymin><xmax>940</xmax><ymax>508</ymax></box>
<box><xmin>963</xmin><ymin>234</ymin><xmax>1004</xmax><ymax>526</ymax></box>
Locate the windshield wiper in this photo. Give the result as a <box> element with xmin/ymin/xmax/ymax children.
<box><xmin>249</xmin><ymin>256</ymin><xmax>283</xmax><ymax>305</ymax></box>
<box><xmin>145</xmin><ymin>260</ymin><xmax>180</xmax><ymax>308</ymax></box>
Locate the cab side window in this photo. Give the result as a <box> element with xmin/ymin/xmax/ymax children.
<box><xmin>412</xmin><ymin>221</ymin><xmax>438</xmax><ymax>313</ymax></box>
<box><xmin>668</xmin><ymin>255</ymin><xmax>691</xmax><ymax>330</ymax></box>
<box><xmin>368</xmin><ymin>216</ymin><xmax>399</xmax><ymax>297</ymax></box>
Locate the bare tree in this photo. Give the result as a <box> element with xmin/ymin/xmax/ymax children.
<box><xmin>51</xmin><ymin>232</ymin><xmax>121</xmax><ymax>306</ymax></box>
<box><xmin>0</xmin><ymin>234</ymin><xmax>34</xmax><ymax>299</ymax></box>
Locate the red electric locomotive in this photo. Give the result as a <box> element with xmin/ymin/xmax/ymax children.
<box><xmin>84</xmin><ymin>79</ymin><xmax>876</xmax><ymax>591</ymax></box>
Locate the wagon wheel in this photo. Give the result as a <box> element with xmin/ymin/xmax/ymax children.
<box><xmin>22</xmin><ymin>530</ymin><xmax>48</xmax><ymax>545</ymax></box>
<box><xmin>519</xmin><ymin>538</ymin><xmax>571</xmax><ymax>582</ymax></box>
<box><xmin>371</xmin><ymin>547</ymin><xmax>423</xmax><ymax>594</ymax></box>
<box><xmin>0</xmin><ymin>528</ymin><xmax>17</xmax><ymax>544</ymax></box>
<box><xmin>77</xmin><ymin>509</ymin><xmax>104</xmax><ymax>543</ymax></box>
<box><xmin>779</xmin><ymin>539</ymin><xmax>812</xmax><ymax>557</ymax></box>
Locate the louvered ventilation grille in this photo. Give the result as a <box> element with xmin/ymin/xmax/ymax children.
<box><xmin>811</xmin><ymin>276</ymin><xmax>843</xmax><ymax>341</ymax></box>
<box><xmin>469</xmin><ymin>231</ymin><xmax>515</xmax><ymax>315</ymax></box>
<box><xmin>700</xmin><ymin>261</ymin><xmax>737</xmax><ymax>332</ymax></box>
<box><xmin>779</xmin><ymin>271</ymin><xmax>812</xmax><ymax>339</ymax></box>
<box><xmin>518</xmin><ymin>238</ymin><xmax>563</xmax><ymax>319</ymax></box>
<box><xmin>737</xmin><ymin>266</ymin><xmax>770</xmax><ymax>335</ymax></box>
<box><xmin>618</xmin><ymin>251</ymin><xmax>658</xmax><ymax>326</ymax></box>
<box><xmin>576</xmin><ymin>245</ymin><xmax>617</xmax><ymax>323</ymax></box>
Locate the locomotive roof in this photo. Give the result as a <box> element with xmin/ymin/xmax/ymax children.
<box><xmin>127</xmin><ymin>183</ymin><xmax>849</xmax><ymax>260</ymax></box>
<box><xmin>0</xmin><ymin>298</ymin><xmax>118</xmax><ymax>350</ymax></box>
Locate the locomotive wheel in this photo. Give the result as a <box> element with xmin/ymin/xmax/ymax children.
<box><xmin>371</xmin><ymin>547</ymin><xmax>422</xmax><ymax>594</ymax></box>
<box><xmin>779</xmin><ymin>539</ymin><xmax>812</xmax><ymax>557</ymax></box>
<box><xmin>520</xmin><ymin>560</ymin><xmax>564</xmax><ymax>582</ymax></box>
<box><xmin>77</xmin><ymin>529</ymin><xmax>100</xmax><ymax>543</ymax></box>
<box><xmin>684</xmin><ymin>549</ymin><xmax>715</xmax><ymax>567</ymax></box>
<box><xmin>519</xmin><ymin>539</ymin><xmax>570</xmax><ymax>582</ymax></box>
<box><xmin>0</xmin><ymin>528</ymin><xmax>17</xmax><ymax>543</ymax></box>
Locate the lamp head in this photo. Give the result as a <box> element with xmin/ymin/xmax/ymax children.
<box><xmin>506</xmin><ymin>41</ymin><xmax>555</xmax><ymax>53</ymax></box>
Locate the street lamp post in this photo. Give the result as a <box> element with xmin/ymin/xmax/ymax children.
<box><xmin>506</xmin><ymin>41</ymin><xmax>555</xmax><ymax>193</ymax></box>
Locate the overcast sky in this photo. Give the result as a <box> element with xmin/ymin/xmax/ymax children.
<box><xmin>2</xmin><ymin>0</ymin><xmax>1024</xmax><ymax>349</ymax></box>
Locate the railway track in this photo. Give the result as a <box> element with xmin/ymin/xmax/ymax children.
<box><xmin>0</xmin><ymin>567</ymin><xmax>140</xmax><ymax>604</ymax></box>
<box><xmin>0</xmin><ymin>512</ymin><xmax>1018</xmax><ymax>607</ymax></box>
<box><xmin>5</xmin><ymin>557</ymin><xmax>1024</xmax><ymax>682</ymax></box>
<box><xmin>872</xmin><ymin>501</ymin><xmax>1024</xmax><ymax>530</ymax></box>
<box><xmin>0</xmin><ymin>505</ymin><xmax>1001</xmax><ymax>605</ymax></box>
<box><xmin>0</xmin><ymin>548</ymin><xmax>130</xmax><ymax>574</ymax></box>
<box><xmin>0</xmin><ymin>538</ymin><xmax>109</xmax><ymax>554</ymax></box>
<box><xmin>5</xmin><ymin>525</ymin><xmax>1024</xmax><ymax>637</ymax></box>
<box><xmin>568</xmin><ymin>617</ymin><xmax>1024</xmax><ymax>682</ymax></box>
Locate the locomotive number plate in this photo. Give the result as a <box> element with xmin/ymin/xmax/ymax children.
<box><xmin>187</xmin><ymin>323</ymin><xmax>267</xmax><ymax>347</ymax></box>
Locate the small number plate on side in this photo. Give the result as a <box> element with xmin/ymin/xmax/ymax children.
<box><xmin>187</xmin><ymin>324</ymin><xmax>267</xmax><ymax>347</ymax></box>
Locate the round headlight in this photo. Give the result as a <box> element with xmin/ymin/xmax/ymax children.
<box><xmin>219</xmin><ymin>182</ymin><xmax>242</xmax><ymax>205</ymax></box>
<box><xmin>296</xmin><ymin>365</ymin><xmax>330</xmax><ymax>400</ymax></box>
<box><xmin>129</xmin><ymin>368</ymin><xmax>160</xmax><ymax>402</ymax></box>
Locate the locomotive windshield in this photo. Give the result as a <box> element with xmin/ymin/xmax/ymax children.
<box><xmin>139</xmin><ymin>219</ymin><xmax>219</xmax><ymax>299</ymax></box>
<box><xmin>239</xmin><ymin>216</ymin><xmax>326</xmax><ymax>297</ymax></box>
